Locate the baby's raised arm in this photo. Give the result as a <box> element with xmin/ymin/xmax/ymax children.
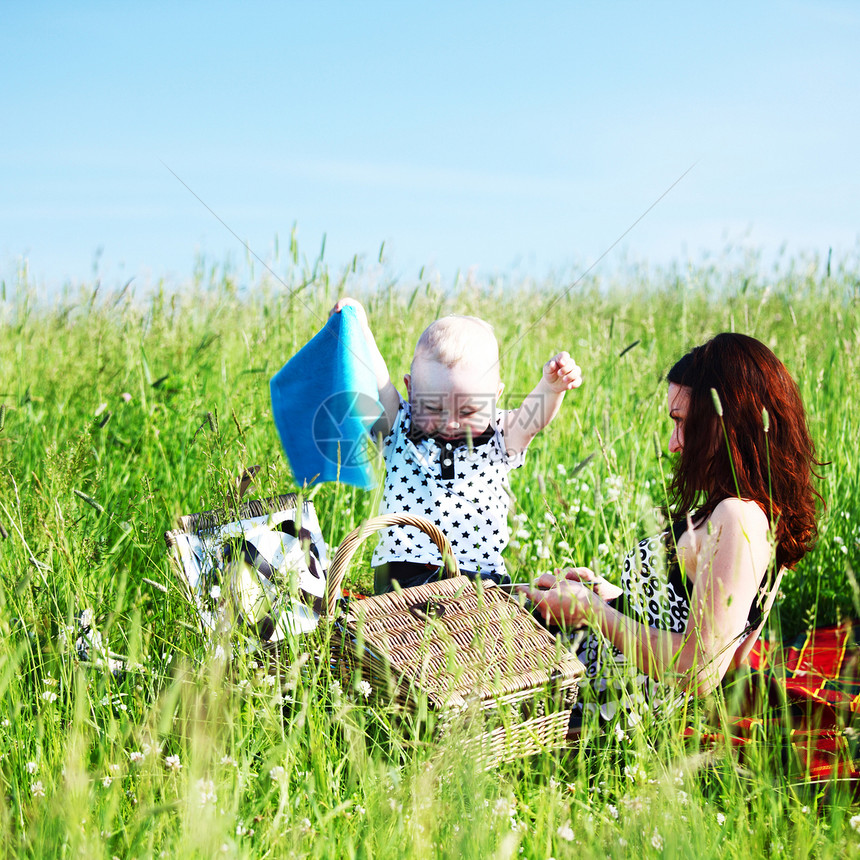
<box><xmin>501</xmin><ymin>351</ymin><xmax>582</xmax><ymax>455</ymax></box>
<box><xmin>330</xmin><ymin>298</ymin><xmax>400</xmax><ymax>434</ymax></box>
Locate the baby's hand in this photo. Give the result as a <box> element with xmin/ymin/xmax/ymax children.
<box><xmin>330</xmin><ymin>297</ymin><xmax>369</xmax><ymax>329</ymax></box>
<box><xmin>543</xmin><ymin>352</ymin><xmax>582</xmax><ymax>392</ymax></box>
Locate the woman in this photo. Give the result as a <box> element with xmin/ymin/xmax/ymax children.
<box><xmin>520</xmin><ymin>333</ymin><xmax>822</xmax><ymax>726</ymax></box>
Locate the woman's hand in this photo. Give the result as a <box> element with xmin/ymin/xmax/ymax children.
<box><xmin>517</xmin><ymin>571</ymin><xmax>604</xmax><ymax>629</ymax></box>
<box><xmin>560</xmin><ymin>567</ymin><xmax>623</xmax><ymax>602</ymax></box>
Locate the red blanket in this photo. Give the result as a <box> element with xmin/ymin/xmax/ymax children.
<box><xmin>693</xmin><ymin>622</ymin><xmax>860</xmax><ymax>783</ymax></box>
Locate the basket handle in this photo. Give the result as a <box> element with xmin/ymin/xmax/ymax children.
<box><xmin>325</xmin><ymin>514</ymin><xmax>460</xmax><ymax>617</ymax></box>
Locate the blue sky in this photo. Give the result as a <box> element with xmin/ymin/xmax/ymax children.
<box><xmin>2</xmin><ymin>1</ymin><xmax>859</xmax><ymax>293</ymax></box>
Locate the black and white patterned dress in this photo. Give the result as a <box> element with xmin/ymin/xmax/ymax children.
<box><xmin>571</xmin><ymin>519</ymin><xmax>765</xmax><ymax>727</ymax></box>
<box><xmin>572</xmin><ymin>526</ymin><xmax>692</xmax><ymax>726</ymax></box>
<box><xmin>371</xmin><ymin>397</ymin><xmax>525</xmax><ymax>579</ymax></box>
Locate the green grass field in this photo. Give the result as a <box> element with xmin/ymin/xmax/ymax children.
<box><xmin>1</xmin><ymin>250</ymin><xmax>859</xmax><ymax>857</ymax></box>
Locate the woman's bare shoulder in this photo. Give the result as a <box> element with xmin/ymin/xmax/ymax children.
<box><xmin>707</xmin><ymin>497</ymin><xmax>771</xmax><ymax>539</ymax></box>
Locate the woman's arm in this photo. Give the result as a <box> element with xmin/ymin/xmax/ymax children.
<box><xmin>520</xmin><ymin>498</ymin><xmax>773</xmax><ymax>694</ymax></box>
<box><xmin>520</xmin><ymin>577</ymin><xmax>692</xmax><ymax>680</ymax></box>
<box><xmin>676</xmin><ymin>498</ymin><xmax>773</xmax><ymax>691</ymax></box>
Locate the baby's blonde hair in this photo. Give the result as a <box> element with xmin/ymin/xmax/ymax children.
<box><xmin>413</xmin><ymin>315</ymin><xmax>499</xmax><ymax>370</ymax></box>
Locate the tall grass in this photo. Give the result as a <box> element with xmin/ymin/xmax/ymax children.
<box><xmin>1</xmin><ymin>250</ymin><xmax>859</xmax><ymax>857</ymax></box>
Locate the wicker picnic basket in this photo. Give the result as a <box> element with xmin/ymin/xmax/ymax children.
<box><xmin>327</xmin><ymin>513</ymin><xmax>584</xmax><ymax>764</ymax></box>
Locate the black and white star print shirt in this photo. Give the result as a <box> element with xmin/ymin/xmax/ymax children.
<box><xmin>371</xmin><ymin>397</ymin><xmax>527</xmax><ymax>577</ymax></box>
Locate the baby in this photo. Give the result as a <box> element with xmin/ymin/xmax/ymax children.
<box><xmin>331</xmin><ymin>298</ymin><xmax>582</xmax><ymax>591</ymax></box>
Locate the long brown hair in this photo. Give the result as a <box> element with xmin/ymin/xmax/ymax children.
<box><xmin>666</xmin><ymin>332</ymin><xmax>822</xmax><ymax>569</ymax></box>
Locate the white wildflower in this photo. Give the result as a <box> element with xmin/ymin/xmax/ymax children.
<box><xmin>651</xmin><ymin>828</ymin><xmax>663</xmax><ymax>850</ymax></box>
<box><xmin>31</xmin><ymin>781</ymin><xmax>45</xmax><ymax>797</ymax></box>
<box><xmin>557</xmin><ymin>822</ymin><xmax>574</xmax><ymax>842</ymax></box>
<box><xmin>621</xmin><ymin>795</ymin><xmax>646</xmax><ymax>814</ymax></box>
<box><xmin>164</xmin><ymin>754</ymin><xmax>181</xmax><ymax>772</ymax></box>
<box><xmin>269</xmin><ymin>765</ymin><xmax>285</xmax><ymax>781</ymax></box>
<box><xmin>492</xmin><ymin>797</ymin><xmax>513</xmax><ymax>817</ymax></box>
<box><xmin>358</xmin><ymin>680</ymin><xmax>373</xmax><ymax>700</ymax></box>
<box><xmin>850</xmin><ymin>814</ymin><xmax>860</xmax><ymax>832</ymax></box>
<box><xmin>129</xmin><ymin>751</ymin><xmax>145</xmax><ymax>765</ymax></box>
<box><xmin>614</xmin><ymin>724</ymin><xmax>626</xmax><ymax>742</ymax></box>
<box><xmin>623</xmin><ymin>763</ymin><xmax>647</xmax><ymax>782</ymax></box>
<box><xmin>716</xmin><ymin>812</ymin><xmax>726</xmax><ymax>825</ymax></box>
<box><xmin>604</xmin><ymin>475</ymin><xmax>623</xmax><ymax>503</ymax></box>
<box><xmin>220</xmin><ymin>755</ymin><xmax>238</xmax><ymax>767</ymax></box>
<box><xmin>196</xmin><ymin>778</ymin><xmax>217</xmax><ymax>807</ymax></box>
<box><xmin>102</xmin><ymin>776</ymin><xmax>113</xmax><ymax>787</ymax></box>
<box><xmin>556</xmin><ymin>464</ymin><xmax>567</xmax><ymax>475</ymax></box>
<box><xmin>606</xmin><ymin>804</ymin><xmax>619</xmax><ymax>820</ymax></box>
<box><xmin>210</xmin><ymin>584</ymin><xmax>221</xmax><ymax>599</ymax></box>
<box><xmin>26</xmin><ymin>761</ymin><xmax>38</xmax><ymax>774</ymax></box>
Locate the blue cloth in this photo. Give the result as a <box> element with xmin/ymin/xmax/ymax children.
<box><xmin>270</xmin><ymin>306</ymin><xmax>382</xmax><ymax>490</ymax></box>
